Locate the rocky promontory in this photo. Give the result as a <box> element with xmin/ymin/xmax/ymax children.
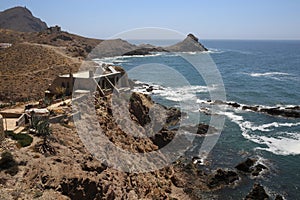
<box><xmin>165</xmin><ymin>33</ymin><xmax>208</xmax><ymax>52</ymax></box>
<box><xmin>89</xmin><ymin>33</ymin><xmax>208</xmax><ymax>58</ymax></box>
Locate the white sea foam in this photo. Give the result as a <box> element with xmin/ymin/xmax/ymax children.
<box><xmin>153</xmin><ymin>85</ymin><xmax>210</xmax><ymax>102</ymax></box>
<box><xmin>216</xmin><ymin>110</ymin><xmax>300</xmax><ymax>155</ymax></box>
<box><xmin>249</xmin><ymin>72</ymin><xmax>290</xmax><ymax>77</ymax></box>
<box><xmin>250</xmin><ymin>132</ymin><xmax>300</xmax><ymax>156</ymax></box>
<box><xmin>243</xmin><ymin>72</ymin><xmax>291</xmax><ymax>81</ymax></box>
<box><xmin>206</xmin><ymin>48</ymin><xmax>225</xmax><ymax>54</ymax></box>
<box><xmin>133</xmin><ymin>82</ymin><xmax>212</xmax><ymax>102</ymax></box>
<box><xmin>94</xmin><ymin>53</ymin><xmax>162</xmax><ymax>64</ymax></box>
<box><xmin>243</xmin><ymin>122</ymin><xmax>300</xmax><ymax>132</ymax></box>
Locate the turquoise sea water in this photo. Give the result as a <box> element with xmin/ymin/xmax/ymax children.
<box><xmin>99</xmin><ymin>40</ymin><xmax>300</xmax><ymax>199</ymax></box>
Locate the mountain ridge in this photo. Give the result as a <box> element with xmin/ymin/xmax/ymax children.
<box><xmin>0</xmin><ymin>6</ymin><xmax>48</xmax><ymax>32</ymax></box>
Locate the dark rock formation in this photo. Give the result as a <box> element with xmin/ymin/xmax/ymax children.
<box><xmin>123</xmin><ymin>47</ymin><xmax>166</xmax><ymax>56</ymax></box>
<box><xmin>235</xmin><ymin>158</ymin><xmax>268</xmax><ymax>177</ymax></box>
<box><xmin>165</xmin><ymin>33</ymin><xmax>208</xmax><ymax>52</ymax></box>
<box><xmin>129</xmin><ymin>92</ymin><xmax>153</xmax><ymax>126</ymax></box>
<box><xmin>0</xmin><ymin>7</ymin><xmax>48</xmax><ymax>32</ymax></box>
<box><xmin>151</xmin><ymin>128</ymin><xmax>175</xmax><ymax>148</ymax></box>
<box><xmin>228</xmin><ymin>102</ymin><xmax>241</xmax><ymax>108</ymax></box>
<box><xmin>90</xmin><ymin>33</ymin><xmax>208</xmax><ymax>58</ymax></box>
<box><xmin>260</xmin><ymin>107</ymin><xmax>300</xmax><ymax>118</ymax></box>
<box><xmin>235</xmin><ymin>158</ymin><xmax>256</xmax><ymax>173</ymax></box>
<box><xmin>251</xmin><ymin>164</ymin><xmax>267</xmax><ymax>177</ymax></box>
<box><xmin>245</xmin><ymin>183</ymin><xmax>269</xmax><ymax>200</ymax></box>
<box><xmin>207</xmin><ymin>169</ymin><xmax>239</xmax><ymax>189</ymax></box>
<box><xmin>208</xmin><ymin>99</ymin><xmax>300</xmax><ymax>119</ymax></box>
<box><xmin>242</xmin><ymin>105</ymin><xmax>259</xmax><ymax>112</ymax></box>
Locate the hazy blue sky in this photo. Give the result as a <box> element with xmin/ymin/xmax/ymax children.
<box><xmin>1</xmin><ymin>0</ymin><xmax>300</xmax><ymax>40</ymax></box>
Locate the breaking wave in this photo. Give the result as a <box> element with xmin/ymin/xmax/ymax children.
<box><xmin>216</xmin><ymin>110</ymin><xmax>300</xmax><ymax>156</ymax></box>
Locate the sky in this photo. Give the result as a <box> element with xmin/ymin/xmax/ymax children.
<box><xmin>1</xmin><ymin>0</ymin><xmax>300</xmax><ymax>40</ymax></box>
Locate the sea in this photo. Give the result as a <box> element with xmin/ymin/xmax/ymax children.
<box><xmin>98</xmin><ymin>40</ymin><xmax>300</xmax><ymax>199</ymax></box>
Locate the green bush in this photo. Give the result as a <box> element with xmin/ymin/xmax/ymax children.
<box><xmin>5</xmin><ymin>131</ymin><xmax>33</xmax><ymax>147</ymax></box>
<box><xmin>0</xmin><ymin>151</ymin><xmax>19</xmax><ymax>176</ymax></box>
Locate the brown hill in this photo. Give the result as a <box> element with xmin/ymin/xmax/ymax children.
<box><xmin>0</xmin><ymin>43</ymin><xmax>81</xmax><ymax>102</ymax></box>
<box><xmin>0</xmin><ymin>28</ymin><xmax>102</xmax><ymax>58</ymax></box>
<box><xmin>0</xmin><ymin>6</ymin><xmax>48</xmax><ymax>32</ymax></box>
<box><xmin>0</xmin><ymin>27</ymin><xmax>102</xmax><ymax>102</ymax></box>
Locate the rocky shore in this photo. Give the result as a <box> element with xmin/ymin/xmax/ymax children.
<box><xmin>0</xmin><ymin>90</ymin><xmax>284</xmax><ymax>199</ymax></box>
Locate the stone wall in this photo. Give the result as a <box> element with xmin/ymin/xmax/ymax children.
<box><xmin>0</xmin><ymin>114</ymin><xmax>4</xmax><ymax>144</ymax></box>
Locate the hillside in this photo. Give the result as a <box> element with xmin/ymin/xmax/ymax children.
<box><xmin>0</xmin><ymin>6</ymin><xmax>47</xmax><ymax>32</ymax></box>
<box><xmin>0</xmin><ymin>28</ymin><xmax>102</xmax><ymax>58</ymax></box>
<box><xmin>0</xmin><ymin>43</ymin><xmax>81</xmax><ymax>102</ymax></box>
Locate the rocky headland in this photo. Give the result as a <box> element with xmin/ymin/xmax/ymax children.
<box><xmin>0</xmin><ymin>6</ymin><xmax>285</xmax><ymax>200</ymax></box>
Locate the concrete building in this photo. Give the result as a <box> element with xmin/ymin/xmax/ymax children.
<box><xmin>45</xmin><ymin>63</ymin><xmax>128</xmax><ymax>98</ymax></box>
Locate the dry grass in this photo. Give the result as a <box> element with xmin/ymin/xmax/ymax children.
<box><xmin>0</xmin><ymin>43</ymin><xmax>80</xmax><ymax>102</ymax></box>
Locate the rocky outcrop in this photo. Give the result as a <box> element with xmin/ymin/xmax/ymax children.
<box><xmin>0</xmin><ymin>7</ymin><xmax>48</xmax><ymax>32</ymax></box>
<box><xmin>245</xmin><ymin>183</ymin><xmax>269</xmax><ymax>200</ymax></box>
<box><xmin>207</xmin><ymin>169</ymin><xmax>239</xmax><ymax>189</ymax></box>
<box><xmin>201</xmin><ymin>100</ymin><xmax>300</xmax><ymax>119</ymax></box>
<box><xmin>129</xmin><ymin>92</ymin><xmax>154</xmax><ymax>126</ymax></box>
<box><xmin>165</xmin><ymin>33</ymin><xmax>208</xmax><ymax>52</ymax></box>
<box><xmin>123</xmin><ymin>47</ymin><xmax>166</xmax><ymax>56</ymax></box>
<box><xmin>90</xmin><ymin>33</ymin><xmax>208</xmax><ymax>58</ymax></box>
<box><xmin>235</xmin><ymin>158</ymin><xmax>268</xmax><ymax>177</ymax></box>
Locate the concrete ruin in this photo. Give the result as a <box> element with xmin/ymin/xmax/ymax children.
<box><xmin>45</xmin><ymin>63</ymin><xmax>129</xmax><ymax>98</ymax></box>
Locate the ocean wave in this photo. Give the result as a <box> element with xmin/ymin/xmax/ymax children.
<box><xmin>154</xmin><ymin>85</ymin><xmax>210</xmax><ymax>102</ymax></box>
<box><xmin>93</xmin><ymin>53</ymin><xmax>163</xmax><ymax>63</ymax></box>
<box><xmin>216</xmin><ymin>110</ymin><xmax>300</xmax><ymax>155</ymax></box>
<box><xmin>250</xmin><ymin>72</ymin><xmax>290</xmax><ymax>77</ymax></box>
<box><xmin>250</xmin><ymin>132</ymin><xmax>300</xmax><ymax>156</ymax></box>
<box><xmin>206</xmin><ymin>48</ymin><xmax>225</xmax><ymax>54</ymax></box>
<box><xmin>242</xmin><ymin>72</ymin><xmax>291</xmax><ymax>81</ymax></box>
<box><xmin>133</xmin><ymin>81</ymin><xmax>212</xmax><ymax>102</ymax></box>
